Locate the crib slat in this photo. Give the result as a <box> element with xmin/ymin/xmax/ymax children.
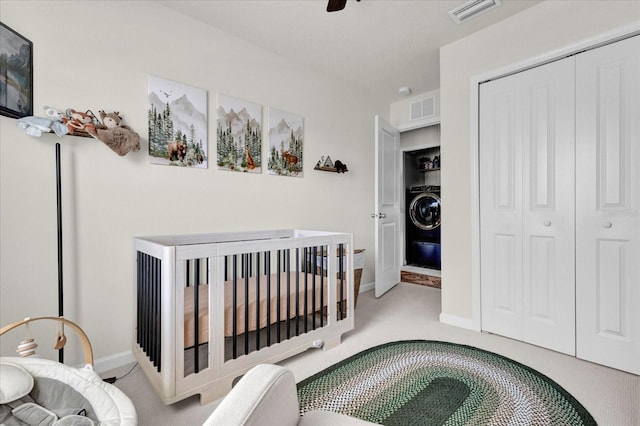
<box><xmin>276</xmin><ymin>250</ymin><xmax>282</xmax><ymax>343</ymax></box>
<box><xmin>143</xmin><ymin>253</ymin><xmax>149</xmax><ymax>360</ymax></box>
<box><xmin>144</xmin><ymin>254</ymin><xmax>150</xmax><ymax>362</ymax></box>
<box><xmin>304</xmin><ymin>248</ymin><xmax>309</xmax><ymax>333</ymax></box>
<box><xmin>193</xmin><ymin>259</ymin><xmax>200</xmax><ymax>373</ymax></box>
<box><xmin>255</xmin><ymin>252</ymin><xmax>261</xmax><ymax>351</ymax></box>
<box><xmin>320</xmin><ymin>245</ymin><xmax>324</xmax><ymax>328</ymax></box>
<box><xmin>295</xmin><ymin>248</ymin><xmax>300</xmax><ymax>336</ymax></box>
<box><xmin>312</xmin><ymin>246</ymin><xmax>317</xmax><ymax>330</ymax></box>
<box><xmin>244</xmin><ymin>253</ymin><xmax>249</xmax><ymax>356</ymax></box>
<box><xmin>286</xmin><ymin>249</ymin><xmax>291</xmax><ymax>340</ymax></box>
<box><xmin>232</xmin><ymin>255</ymin><xmax>238</xmax><ymax>359</ymax></box>
<box><xmin>266</xmin><ymin>251</ymin><xmax>271</xmax><ymax>346</ymax></box>
<box><xmin>339</xmin><ymin>243</ymin><xmax>344</xmax><ymax>320</ymax></box>
<box><xmin>147</xmin><ymin>254</ymin><xmax>154</xmax><ymax>366</ymax></box>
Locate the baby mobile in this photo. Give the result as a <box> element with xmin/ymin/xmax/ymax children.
<box><xmin>13</xmin><ymin>319</ymin><xmax>67</xmax><ymax>357</ymax></box>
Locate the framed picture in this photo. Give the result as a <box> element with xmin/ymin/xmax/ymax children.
<box><xmin>148</xmin><ymin>75</ymin><xmax>208</xmax><ymax>168</ymax></box>
<box><xmin>267</xmin><ymin>108</ymin><xmax>304</xmax><ymax>177</ymax></box>
<box><xmin>217</xmin><ymin>94</ymin><xmax>263</xmax><ymax>173</ymax></box>
<box><xmin>0</xmin><ymin>22</ymin><xmax>33</xmax><ymax>118</ymax></box>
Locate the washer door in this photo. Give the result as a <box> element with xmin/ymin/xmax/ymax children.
<box><xmin>409</xmin><ymin>193</ymin><xmax>441</xmax><ymax>231</ymax></box>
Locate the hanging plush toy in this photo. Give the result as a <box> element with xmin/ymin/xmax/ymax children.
<box><xmin>16</xmin><ymin>322</ymin><xmax>37</xmax><ymax>357</ymax></box>
<box><xmin>87</xmin><ymin>110</ymin><xmax>141</xmax><ymax>156</ymax></box>
<box><xmin>53</xmin><ymin>320</ymin><xmax>67</xmax><ymax>350</ymax></box>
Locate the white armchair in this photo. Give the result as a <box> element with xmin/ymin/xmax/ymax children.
<box><xmin>203</xmin><ymin>364</ymin><xmax>376</xmax><ymax>426</ymax></box>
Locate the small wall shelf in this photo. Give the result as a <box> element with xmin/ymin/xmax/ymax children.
<box><xmin>314</xmin><ymin>165</ymin><xmax>349</xmax><ymax>173</ymax></box>
<box><xmin>314</xmin><ymin>155</ymin><xmax>348</xmax><ymax>173</ymax></box>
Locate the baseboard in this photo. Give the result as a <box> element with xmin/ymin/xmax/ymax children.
<box><xmin>359</xmin><ymin>281</ymin><xmax>374</xmax><ymax>293</ymax></box>
<box><xmin>439</xmin><ymin>313</ymin><xmax>480</xmax><ymax>332</ymax></box>
<box><xmin>93</xmin><ymin>350</ymin><xmax>136</xmax><ymax>374</ymax></box>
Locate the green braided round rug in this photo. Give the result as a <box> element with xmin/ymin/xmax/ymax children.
<box><xmin>297</xmin><ymin>340</ymin><xmax>596</xmax><ymax>426</ymax></box>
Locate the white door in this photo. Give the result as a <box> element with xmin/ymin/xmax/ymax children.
<box><xmin>479</xmin><ymin>57</ymin><xmax>576</xmax><ymax>355</ymax></box>
<box><xmin>575</xmin><ymin>35</ymin><xmax>640</xmax><ymax>375</ymax></box>
<box><xmin>374</xmin><ymin>116</ymin><xmax>401</xmax><ymax>297</ymax></box>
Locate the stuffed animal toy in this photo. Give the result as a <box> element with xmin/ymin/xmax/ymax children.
<box><xmin>62</xmin><ymin>109</ymin><xmax>97</xmax><ymax>135</ymax></box>
<box><xmin>43</xmin><ymin>106</ymin><xmax>69</xmax><ymax>136</ymax></box>
<box><xmin>16</xmin><ymin>106</ymin><xmax>69</xmax><ymax>137</ymax></box>
<box><xmin>87</xmin><ymin>110</ymin><xmax>141</xmax><ymax>156</ymax></box>
<box><xmin>334</xmin><ymin>160</ymin><xmax>348</xmax><ymax>173</ymax></box>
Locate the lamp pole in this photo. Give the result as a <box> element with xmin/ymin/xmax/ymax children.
<box><xmin>55</xmin><ymin>142</ymin><xmax>64</xmax><ymax>363</ymax></box>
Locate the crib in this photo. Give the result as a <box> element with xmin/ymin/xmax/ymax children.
<box><xmin>133</xmin><ymin>229</ymin><xmax>355</xmax><ymax>405</ymax></box>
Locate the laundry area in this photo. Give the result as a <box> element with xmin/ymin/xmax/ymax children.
<box><xmin>400</xmin><ymin>124</ymin><xmax>442</xmax><ymax>287</ymax></box>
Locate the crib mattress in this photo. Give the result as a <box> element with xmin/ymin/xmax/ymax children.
<box><xmin>184</xmin><ymin>271</ymin><xmax>348</xmax><ymax>347</ymax></box>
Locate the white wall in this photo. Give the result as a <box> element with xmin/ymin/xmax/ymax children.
<box><xmin>0</xmin><ymin>1</ymin><xmax>385</xmax><ymax>363</ymax></box>
<box><xmin>440</xmin><ymin>1</ymin><xmax>640</xmax><ymax>324</ymax></box>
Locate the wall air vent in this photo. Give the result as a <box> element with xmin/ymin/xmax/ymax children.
<box><xmin>410</xmin><ymin>96</ymin><xmax>436</xmax><ymax>121</ymax></box>
<box><xmin>448</xmin><ymin>0</ymin><xmax>502</xmax><ymax>24</ymax></box>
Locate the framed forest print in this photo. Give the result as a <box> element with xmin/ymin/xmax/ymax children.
<box><xmin>148</xmin><ymin>75</ymin><xmax>208</xmax><ymax>168</ymax></box>
<box><xmin>0</xmin><ymin>22</ymin><xmax>33</xmax><ymax>118</ymax></box>
<box><xmin>217</xmin><ymin>94</ymin><xmax>262</xmax><ymax>173</ymax></box>
<box><xmin>267</xmin><ymin>108</ymin><xmax>303</xmax><ymax>177</ymax></box>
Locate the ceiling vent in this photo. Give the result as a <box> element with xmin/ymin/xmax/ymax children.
<box><xmin>448</xmin><ymin>0</ymin><xmax>502</xmax><ymax>24</ymax></box>
<box><xmin>410</xmin><ymin>96</ymin><xmax>436</xmax><ymax>121</ymax></box>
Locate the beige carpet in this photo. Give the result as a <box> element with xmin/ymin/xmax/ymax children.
<box><xmin>106</xmin><ymin>283</ymin><xmax>640</xmax><ymax>426</ymax></box>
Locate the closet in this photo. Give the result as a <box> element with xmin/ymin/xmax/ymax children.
<box><xmin>479</xmin><ymin>35</ymin><xmax>639</xmax><ymax>375</ymax></box>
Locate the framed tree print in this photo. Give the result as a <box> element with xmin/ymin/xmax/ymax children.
<box><xmin>0</xmin><ymin>22</ymin><xmax>33</xmax><ymax>118</ymax></box>
<box><xmin>267</xmin><ymin>108</ymin><xmax>303</xmax><ymax>177</ymax></box>
<box><xmin>217</xmin><ymin>94</ymin><xmax>262</xmax><ymax>173</ymax></box>
<box><xmin>148</xmin><ymin>75</ymin><xmax>208</xmax><ymax>168</ymax></box>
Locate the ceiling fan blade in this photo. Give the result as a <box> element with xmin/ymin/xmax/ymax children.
<box><xmin>327</xmin><ymin>0</ymin><xmax>347</xmax><ymax>12</ymax></box>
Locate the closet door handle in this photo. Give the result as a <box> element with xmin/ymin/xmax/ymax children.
<box><xmin>543</xmin><ymin>221</ymin><xmax>552</xmax><ymax>227</ymax></box>
<box><xmin>602</xmin><ymin>222</ymin><xmax>612</xmax><ymax>229</ymax></box>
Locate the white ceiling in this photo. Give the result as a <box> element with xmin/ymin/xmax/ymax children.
<box><xmin>158</xmin><ymin>0</ymin><xmax>542</xmax><ymax>104</ymax></box>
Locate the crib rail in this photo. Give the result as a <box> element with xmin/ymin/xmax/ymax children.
<box><xmin>133</xmin><ymin>229</ymin><xmax>354</xmax><ymax>404</ymax></box>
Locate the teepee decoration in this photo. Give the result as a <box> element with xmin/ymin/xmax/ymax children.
<box><xmin>16</xmin><ymin>321</ymin><xmax>37</xmax><ymax>357</ymax></box>
<box><xmin>53</xmin><ymin>319</ymin><xmax>67</xmax><ymax>350</ymax></box>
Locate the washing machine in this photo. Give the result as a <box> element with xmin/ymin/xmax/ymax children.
<box><xmin>406</xmin><ymin>185</ymin><xmax>441</xmax><ymax>269</ymax></box>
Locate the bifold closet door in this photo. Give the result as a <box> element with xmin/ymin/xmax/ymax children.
<box><xmin>575</xmin><ymin>35</ymin><xmax>640</xmax><ymax>375</ymax></box>
<box><xmin>479</xmin><ymin>56</ymin><xmax>576</xmax><ymax>355</ymax></box>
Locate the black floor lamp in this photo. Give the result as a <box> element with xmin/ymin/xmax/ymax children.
<box><xmin>56</xmin><ymin>142</ymin><xmax>64</xmax><ymax>363</ymax></box>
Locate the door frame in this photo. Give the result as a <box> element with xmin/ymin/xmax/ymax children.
<box><xmin>400</xmin><ymin>138</ymin><xmax>441</xmax><ymax>275</ymax></box>
<box><xmin>468</xmin><ymin>23</ymin><xmax>640</xmax><ymax>331</ymax></box>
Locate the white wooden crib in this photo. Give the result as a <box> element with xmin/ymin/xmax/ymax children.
<box><xmin>133</xmin><ymin>229</ymin><xmax>355</xmax><ymax>404</ymax></box>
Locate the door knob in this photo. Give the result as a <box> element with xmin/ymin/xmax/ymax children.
<box><xmin>602</xmin><ymin>222</ymin><xmax>612</xmax><ymax>229</ymax></box>
<box><xmin>370</xmin><ymin>213</ymin><xmax>387</xmax><ymax>219</ymax></box>
<box><xmin>543</xmin><ymin>221</ymin><xmax>551</xmax><ymax>227</ymax></box>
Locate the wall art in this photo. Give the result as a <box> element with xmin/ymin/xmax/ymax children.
<box><xmin>148</xmin><ymin>75</ymin><xmax>207</xmax><ymax>168</ymax></box>
<box><xmin>267</xmin><ymin>108</ymin><xmax>303</xmax><ymax>177</ymax></box>
<box><xmin>217</xmin><ymin>94</ymin><xmax>262</xmax><ymax>173</ymax></box>
<box><xmin>0</xmin><ymin>22</ymin><xmax>33</xmax><ymax>118</ymax></box>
